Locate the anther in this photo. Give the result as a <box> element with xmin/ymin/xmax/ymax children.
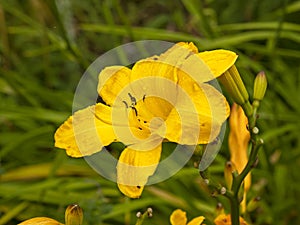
<box><xmin>132</xmin><ymin>106</ymin><xmax>138</xmax><ymax>116</ymax></box>
<box><xmin>128</xmin><ymin>93</ymin><xmax>136</xmax><ymax>105</ymax></box>
<box><xmin>122</xmin><ymin>101</ymin><xmax>128</xmax><ymax>108</ymax></box>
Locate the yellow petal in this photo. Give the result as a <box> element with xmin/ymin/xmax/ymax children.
<box><xmin>97</xmin><ymin>66</ymin><xmax>132</xmax><ymax>106</ymax></box>
<box><xmin>170</xmin><ymin>209</ymin><xmax>188</xmax><ymax>225</ymax></box>
<box><xmin>176</xmin><ymin>42</ymin><xmax>199</xmax><ymax>53</ymax></box>
<box><xmin>157</xmin><ymin>42</ymin><xmax>198</xmax><ymax>69</ymax></box>
<box><xmin>176</xmin><ymin>51</ymin><xmax>216</xmax><ymax>84</ymax></box>
<box><xmin>239</xmin><ymin>217</ymin><xmax>248</xmax><ymax>225</ymax></box>
<box><xmin>99</xmin><ymin>103</ymin><xmax>154</xmax><ymax>146</ymax></box>
<box><xmin>117</xmin><ymin>144</ymin><xmax>162</xmax><ymax>198</ymax></box>
<box><xmin>54</xmin><ymin>104</ymin><xmax>118</xmax><ymax>157</ymax></box>
<box><xmin>198</xmin><ymin>50</ymin><xmax>238</xmax><ymax>78</ymax></box>
<box><xmin>228</xmin><ymin>104</ymin><xmax>251</xmax><ymax>213</ymax></box>
<box><xmin>187</xmin><ymin>216</ymin><xmax>205</xmax><ymax>225</ymax></box>
<box><xmin>55</xmin><ymin>101</ymin><xmax>155</xmax><ymax>158</ymax></box>
<box><xmin>18</xmin><ymin>217</ymin><xmax>63</xmax><ymax>225</ymax></box>
<box><xmin>98</xmin><ymin>63</ymin><xmax>175</xmax><ymax>123</ymax></box>
<box><xmin>130</xmin><ymin>60</ymin><xmax>176</xmax><ymax>119</ymax></box>
<box><xmin>229</xmin><ymin>103</ymin><xmax>250</xmax><ymax>171</ymax></box>
<box><xmin>161</xmin><ymin>83</ymin><xmax>229</xmax><ymax>144</ymax></box>
<box><xmin>129</xmin><ymin>42</ymin><xmax>206</xmax><ymax>119</ymax></box>
<box><xmin>214</xmin><ymin>214</ymin><xmax>230</xmax><ymax>225</ymax></box>
<box><xmin>228</xmin><ymin>103</ymin><xmax>251</xmax><ymax>190</ymax></box>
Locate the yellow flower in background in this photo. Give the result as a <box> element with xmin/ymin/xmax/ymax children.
<box><xmin>228</xmin><ymin>103</ymin><xmax>251</xmax><ymax>211</ymax></box>
<box><xmin>170</xmin><ymin>210</ymin><xmax>248</xmax><ymax>225</ymax></box>
<box><xmin>55</xmin><ymin>42</ymin><xmax>236</xmax><ymax>198</ymax></box>
<box><xmin>18</xmin><ymin>204</ymin><xmax>83</xmax><ymax>225</ymax></box>
<box><xmin>18</xmin><ymin>217</ymin><xmax>63</xmax><ymax>225</ymax></box>
<box><xmin>170</xmin><ymin>209</ymin><xmax>205</xmax><ymax>225</ymax></box>
<box><xmin>214</xmin><ymin>214</ymin><xmax>248</xmax><ymax>225</ymax></box>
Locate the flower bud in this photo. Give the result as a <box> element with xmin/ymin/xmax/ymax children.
<box><xmin>218</xmin><ymin>65</ymin><xmax>249</xmax><ymax>106</ymax></box>
<box><xmin>65</xmin><ymin>204</ymin><xmax>83</xmax><ymax>225</ymax></box>
<box><xmin>224</xmin><ymin>161</ymin><xmax>237</xmax><ymax>190</ymax></box>
<box><xmin>247</xmin><ymin>196</ymin><xmax>261</xmax><ymax>212</ymax></box>
<box><xmin>253</xmin><ymin>71</ymin><xmax>267</xmax><ymax>101</ymax></box>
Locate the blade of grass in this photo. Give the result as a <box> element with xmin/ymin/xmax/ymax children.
<box><xmin>80</xmin><ymin>23</ymin><xmax>206</xmax><ymax>46</ymax></box>
<box><xmin>0</xmin><ymin>201</ymin><xmax>29</xmax><ymax>225</ymax></box>
<box><xmin>0</xmin><ymin>126</ymin><xmax>54</xmax><ymax>158</ymax></box>
<box><xmin>219</xmin><ymin>22</ymin><xmax>300</xmax><ymax>32</ymax></box>
<box><xmin>181</xmin><ymin>0</ymin><xmax>215</xmax><ymax>38</ymax></box>
<box><xmin>80</xmin><ymin>24</ymin><xmax>300</xmax><ymax>49</ymax></box>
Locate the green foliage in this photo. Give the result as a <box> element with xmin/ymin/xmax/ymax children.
<box><xmin>0</xmin><ymin>0</ymin><xmax>299</xmax><ymax>224</ymax></box>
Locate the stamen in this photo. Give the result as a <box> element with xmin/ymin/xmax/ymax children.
<box><xmin>131</xmin><ymin>106</ymin><xmax>138</xmax><ymax>116</ymax></box>
<box><xmin>122</xmin><ymin>101</ymin><xmax>129</xmax><ymax>108</ymax></box>
<box><xmin>128</xmin><ymin>93</ymin><xmax>136</xmax><ymax>105</ymax></box>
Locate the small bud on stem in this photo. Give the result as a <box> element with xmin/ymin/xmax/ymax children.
<box><xmin>65</xmin><ymin>204</ymin><xmax>83</xmax><ymax>225</ymax></box>
<box><xmin>253</xmin><ymin>71</ymin><xmax>267</xmax><ymax>101</ymax></box>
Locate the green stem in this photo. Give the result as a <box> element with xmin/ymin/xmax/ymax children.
<box><xmin>229</xmin><ymin>103</ymin><xmax>263</xmax><ymax>225</ymax></box>
<box><xmin>228</xmin><ymin>192</ymin><xmax>240</xmax><ymax>225</ymax></box>
<box><xmin>242</xmin><ymin>100</ymin><xmax>260</xmax><ymax>131</ymax></box>
<box><xmin>223</xmin><ymin>189</ymin><xmax>240</xmax><ymax>225</ymax></box>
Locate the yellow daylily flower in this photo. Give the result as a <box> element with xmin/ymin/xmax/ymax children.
<box><xmin>170</xmin><ymin>209</ymin><xmax>205</xmax><ymax>225</ymax></box>
<box><xmin>18</xmin><ymin>204</ymin><xmax>83</xmax><ymax>225</ymax></box>
<box><xmin>228</xmin><ymin>103</ymin><xmax>251</xmax><ymax>212</ymax></box>
<box><xmin>55</xmin><ymin>42</ymin><xmax>236</xmax><ymax>198</ymax></box>
<box><xmin>214</xmin><ymin>214</ymin><xmax>248</xmax><ymax>225</ymax></box>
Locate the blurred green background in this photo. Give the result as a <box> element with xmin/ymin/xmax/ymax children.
<box><xmin>0</xmin><ymin>0</ymin><xmax>300</xmax><ymax>224</ymax></box>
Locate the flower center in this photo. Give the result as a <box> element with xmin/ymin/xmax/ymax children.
<box><xmin>123</xmin><ymin>93</ymin><xmax>173</xmax><ymax>142</ymax></box>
